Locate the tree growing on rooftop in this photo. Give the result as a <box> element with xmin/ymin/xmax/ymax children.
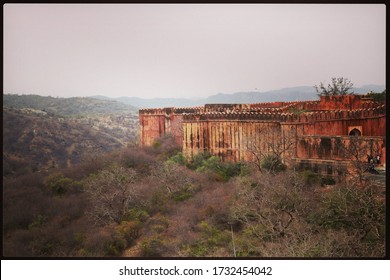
<box><xmin>315</xmin><ymin>77</ymin><xmax>354</xmax><ymax>96</ymax></box>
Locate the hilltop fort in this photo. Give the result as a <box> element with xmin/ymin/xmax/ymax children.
<box><xmin>139</xmin><ymin>94</ymin><xmax>386</xmax><ymax>178</ymax></box>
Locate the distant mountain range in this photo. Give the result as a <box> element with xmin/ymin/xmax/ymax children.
<box><xmin>91</xmin><ymin>84</ymin><xmax>385</xmax><ymax>109</ymax></box>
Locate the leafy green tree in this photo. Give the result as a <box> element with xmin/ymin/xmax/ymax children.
<box><xmin>367</xmin><ymin>90</ymin><xmax>386</xmax><ymax>102</ymax></box>
<box><xmin>315</xmin><ymin>77</ymin><xmax>354</xmax><ymax>96</ymax></box>
<box><xmin>45</xmin><ymin>173</ymin><xmax>82</xmax><ymax>196</ymax></box>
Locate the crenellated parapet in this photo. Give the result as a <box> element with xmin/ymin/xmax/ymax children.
<box><xmin>298</xmin><ymin>104</ymin><xmax>386</xmax><ymax>122</ymax></box>
<box><xmin>139</xmin><ymin>107</ymin><xmax>204</xmax><ymax>116</ymax></box>
<box><xmin>139</xmin><ymin>94</ymin><xmax>386</xmax><ymax>172</ymax></box>
<box><xmin>180</xmin><ymin>103</ymin><xmax>385</xmax><ymax>124</ymax></box>
<box><xmin>183</xmin><ymin>110</ymin><xmax>294</xmax><ymax>122</ymax></box>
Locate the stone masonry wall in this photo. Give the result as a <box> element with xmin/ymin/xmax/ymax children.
<box><xmin>139</xmin><ymin>94</ymin><xmax>386</xmax><ymax>173</ymax></box>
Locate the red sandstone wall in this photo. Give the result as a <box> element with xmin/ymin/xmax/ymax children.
<box><xmin>183</xmin><ymin>119</ymin><xmax>291</xmax><ymax>163</ymax></box>
<box><xmin>296</xmin><ymin>135</ymin><xmax>385</xmax><ymax>162</ymax></box>
<box><xmin>139</xmin><ymin>109</ymin><xmax>185</xmax><ymax>147</ymax></box>
<box><xmin>300</xmin><ymin>115</ymin><xmax>386</xmax><ymax>136</ymax></box>
<box><xmin>140</xmin><ymin>95</ymin><xmax>386</xmax><ymax>171</ymax></box>
<box><xmin>169</xmin><ymin>114</ymin><xmax>184</xmax><ymax>146</ymax></box>
<box><xmin>139</xmin><ymin>114</ymin><xmax>165</xmax><ymax>146</ymax></box>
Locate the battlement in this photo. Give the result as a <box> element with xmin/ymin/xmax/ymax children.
<box><xmin>140</xmin><ymin>94</ymin><xmax>385</xmax><ymax>120</ymax></box>
<box><xmin>250</xmin><ymin>100</ymin><xmax>319</xmax><ymax>110</ymax></box>
<box><xmin>139</xmin><ymin>106</ymin><xmax>204</xmax><ymax>115</ymax></box>
<box><xmin>182</xmin><ymin>110</ymin><xmax>290</xmax><ymax>122</ymax></box>
<box><xmin>139</xmin><ymin>93</ymin><xmax>386</xmax><ymax>171</ymax></box>
<box><xmin>180</xmin><ymin>103</ymin><xmax>385</xmax><ymax>123</ymax></box>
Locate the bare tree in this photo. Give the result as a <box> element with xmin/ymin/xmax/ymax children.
<box><xmin>246</xmin><ymin>124</ymin><xmax>296</xmax><ymax>173</ymax></box>
<box><xmin>84</xmin><ymin>163</ymin><xmax>139</xmax><ymax>225</ymax></box>
<box><xmin>151</xmin><ymin>160</ymin><xmax>194</xmax><ymax>194</ymax></box>
<box><xmin>230</xmin><ymin>172</ymin><xmax>305</xmax><ymax>248</ymax></box>
<box><xmin>339</xmin><ymin>136</ymin><xmax>382</xmax><ymax>186</ymax></box>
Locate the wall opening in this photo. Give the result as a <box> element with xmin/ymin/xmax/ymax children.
<box><xmin>349</xmin><ymin>128</ymin><xmax>362</xmax><ymax>136</ymax></box>
<box><xmin>348</xmin><ymin>126</ymin><xmax>362</xmax><ymax>136</ymax></box>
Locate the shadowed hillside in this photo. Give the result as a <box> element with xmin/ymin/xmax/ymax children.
<box><xmin>3</xmin><ymin>94</ymin><xmax>139</xmax><ymax>176</ymax></box>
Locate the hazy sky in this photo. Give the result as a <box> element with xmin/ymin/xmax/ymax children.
<box><xmin>3</xmin><ymin>4</ymin><xmax>386</xmax><ymax>99</ymax></box>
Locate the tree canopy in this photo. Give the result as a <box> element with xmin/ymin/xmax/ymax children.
<box><xmin>315</xmin><ymin>77</ymin><xmax>354</xmax><ymax>96</ymax></box>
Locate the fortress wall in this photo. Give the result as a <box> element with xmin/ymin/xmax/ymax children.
<box><xmin>299</xmin><ymin>113</ymin><xmax>386</xmax><ymax>136</ymax></box>
<box><xmin>141</xmin><ymin>106</ymin><xmax>385</xmax><ymax>137</ymax></box>
<box><xmin>296</xmin><ymin>135</ymin><xmax>385</xmax><ymax>163</ymax></box>
<box><xmin>316</xmin><ymin>94</ymin><xmax>381</xmax><ymax>110</ymax></box>
<box><xmin>139</xmin><ymin>108</ymin><xmax>185</xmax><ymax>146</ymax></box>
<box><xmin>183</xmin><ymin>119</ymin><xmax>284</xmax><ymax>162</ymax></box>
<box><xmin>139</xmin><ymin>95</ymin><xmax>386</xmax><ymax>172</ymax></box>
<box><xmin>247</xmin><ymin>95</ymin><xmax>381</xmax><ymax>112</ymax></box>
<box><xmin>139</xmin><ymin>114</ymin><xmax>165</xmax><ymax>146</ymax></box>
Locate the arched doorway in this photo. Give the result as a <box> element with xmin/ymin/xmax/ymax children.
<box><xmin>349</xmin><ymin>128</ymin><xmax>362</xmax><ymax>136</ymax></box>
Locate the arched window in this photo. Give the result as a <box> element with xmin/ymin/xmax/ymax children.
<box><xmin>349</xmin><ymin>128</ymin><xmax>362</xmax><ymax>136</ymax></box>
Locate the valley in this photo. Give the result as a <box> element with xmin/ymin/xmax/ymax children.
<box><xmin>3</xmin><ymin>95</ymin><xmax>139</xmax><ymax>176</ymax></box>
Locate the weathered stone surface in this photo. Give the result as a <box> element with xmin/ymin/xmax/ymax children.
<box><xmin>139</xmin><ymin>94</ymin><xmax>386</xmax><ymax>174</ymax></box>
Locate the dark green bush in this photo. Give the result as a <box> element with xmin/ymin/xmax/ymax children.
<box><xmin>300</xmin><ymin>170</ymin><xmax>321</xmax><ymax>186</ymax></box>
<box><xmin>186</xmin><ymin>151</ymin><xmax>212</xmax><ymax>170</ymax></box>
<box><xmin>195</xmin><ymin>156</ymin><xmax>242</xmax><ymax>182</ymax></box>
<box><xmin>45</xmin><ymin>173</ymin><xmax>82</xmax><ymax>196</ymax></box>
<box><xmin>321</xmin><ymin>176</ymin><xmax>336</xmax><ymax>185</ymax></box>
<box><xmin>168</xmin><ymin>152</ymin><xmax>186</xmax><ymax>165</ymax></box>
<box><xmin>261</xmin><ymin>155</ymin><xmax>286</xmax><ymax>173</ymax></box>
<box><xmin>140</xmin><ymin>236</ymin><xmax>166</xmax><ymax>257</ymax></box>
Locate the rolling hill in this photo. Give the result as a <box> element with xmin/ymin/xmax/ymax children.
<box><xmin>91</xmin><ymin>84</ymin><xmax>385</xmax><ymax>108</ymax></box>
<box><xmin>3</xmin><ymin>95</ymin><xmax>139</xmax><ymax>176</ymax></box>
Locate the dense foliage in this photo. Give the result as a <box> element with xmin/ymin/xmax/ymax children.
<box><xmin>3</xmin><ymin>106</ymin><xmax>139</xmax><ymax>176</ymax></box>
<box><xmin>367</xmin><ymin>90</ymin><xmax>386</xmax><ymax>102</ymax></box>
<box><xmin>315</xmin><ymin>77</ymin><xmax>354</xmax><ymax>96</ymax></box>
<box><xmin>3</xmin><ymin>136</ymin><xmax>385</xmax><ymax>257</ymax></box>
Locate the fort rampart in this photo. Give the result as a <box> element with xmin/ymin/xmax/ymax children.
<box><xmin>139</xmin><ymin>94</ymin><xmax>386</xmax><ymax>176</ymax></box>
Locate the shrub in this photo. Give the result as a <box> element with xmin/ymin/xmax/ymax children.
<box><xmin>150</xmin><ymin>216</ymin><xmax>170</xmax><ymax>233</ymax></box>
<box><xmin>261</xmin><ymin>155</ymin><xmax>286</xmax><ymax>173</ymax></box>
<box><xmin>310</xmin><ymin>185</ymin><xmax>385</xmax><ymax>240</ymax></box>
<box><xmin>148</xmin><ymin>135</ymin><xmax>181</xmax><ymax>159</ymax></box>
<box><xmin>124</xmin><ymin>207</ymin><xmax>150</xmax><ymax>222</ymax></box>
<box><xmin>321</xmin><ymin>176</ymin><xmax>336</xmax><ymax>186</ymax></box>
<box><xmin>186</xmin><ymin>151</ymin><xmax>212</xmax><ymax>170</ymax></box>
<box><xmin>167</xmin><ymin>152</ymin><xmax>186</xmax><ymax>165</ymax></box>
<box><xmin>120</xmin><ymin>148</ymin><xmax>157</xmax><ymax>175</ymax></box>
<box><xmin>185</xmin><ymin>221</ymin><xmax>231</xmax><ymax>257</ymax></box>
<box><xmin>172</xmin><ymin>186</ymin><xmax>195</xmax><ymax>202</ymax></box>
<box><xmin>28</xmin><ymin>215</ymin><xmax>47</xmax><ymax>230</ymax></box>
<box><xmin>149</xmin><ymin>188</ymin><xmax>170</xmax><ymax>214</ymax></box>
<box><xmin>300</xmin><ymin>170</ymin><xmax>321</xmax><ymax>186</ymax></box>
<box><xmin>45</xmin><ymin>173</ymin><xmax>82</xmax><ymax>196</ymax></box>
<box><xmin>116</xmin><ymin>221</ymin><xmax>141</xmax><ymax>245</ymax></box>
<box><xmin>196</xmin><ymin>156</ymin><xmax>242</xmax><ymax>182</ymax></box>
<box><xmin>83</xmin><ymin>226</ymin><xmax>128</xmax><ymax>257</ymax></box>
<box><xmin>140</xmin><ymin>236</ymin><xmax>166</xmax><ymax>257</ymax></box>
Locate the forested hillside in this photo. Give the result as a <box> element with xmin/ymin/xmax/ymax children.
<box><xmin>3</xmin><ymin>136</ymin><xmax>385</xmax><ymax>257</ymax></box>
<box><xmin>2</xmin><ymin>94</ymin><xmax>385</xmax><ymax>258</ymax></box>
<box><xmin>3</xmin><ymin>94</ymin><xmax>139</xmax><ymax>176</ymax></box>
<box><xmin>3</xmin><ymin>94</ymin><xmax>138</xmax><ymax>116</ymax></box>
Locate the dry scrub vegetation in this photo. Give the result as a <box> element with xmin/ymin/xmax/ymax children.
<box><xmin>3</xmin><ymin>136</ymin><xmax>385</xmax><ymax>257</ymax></box>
